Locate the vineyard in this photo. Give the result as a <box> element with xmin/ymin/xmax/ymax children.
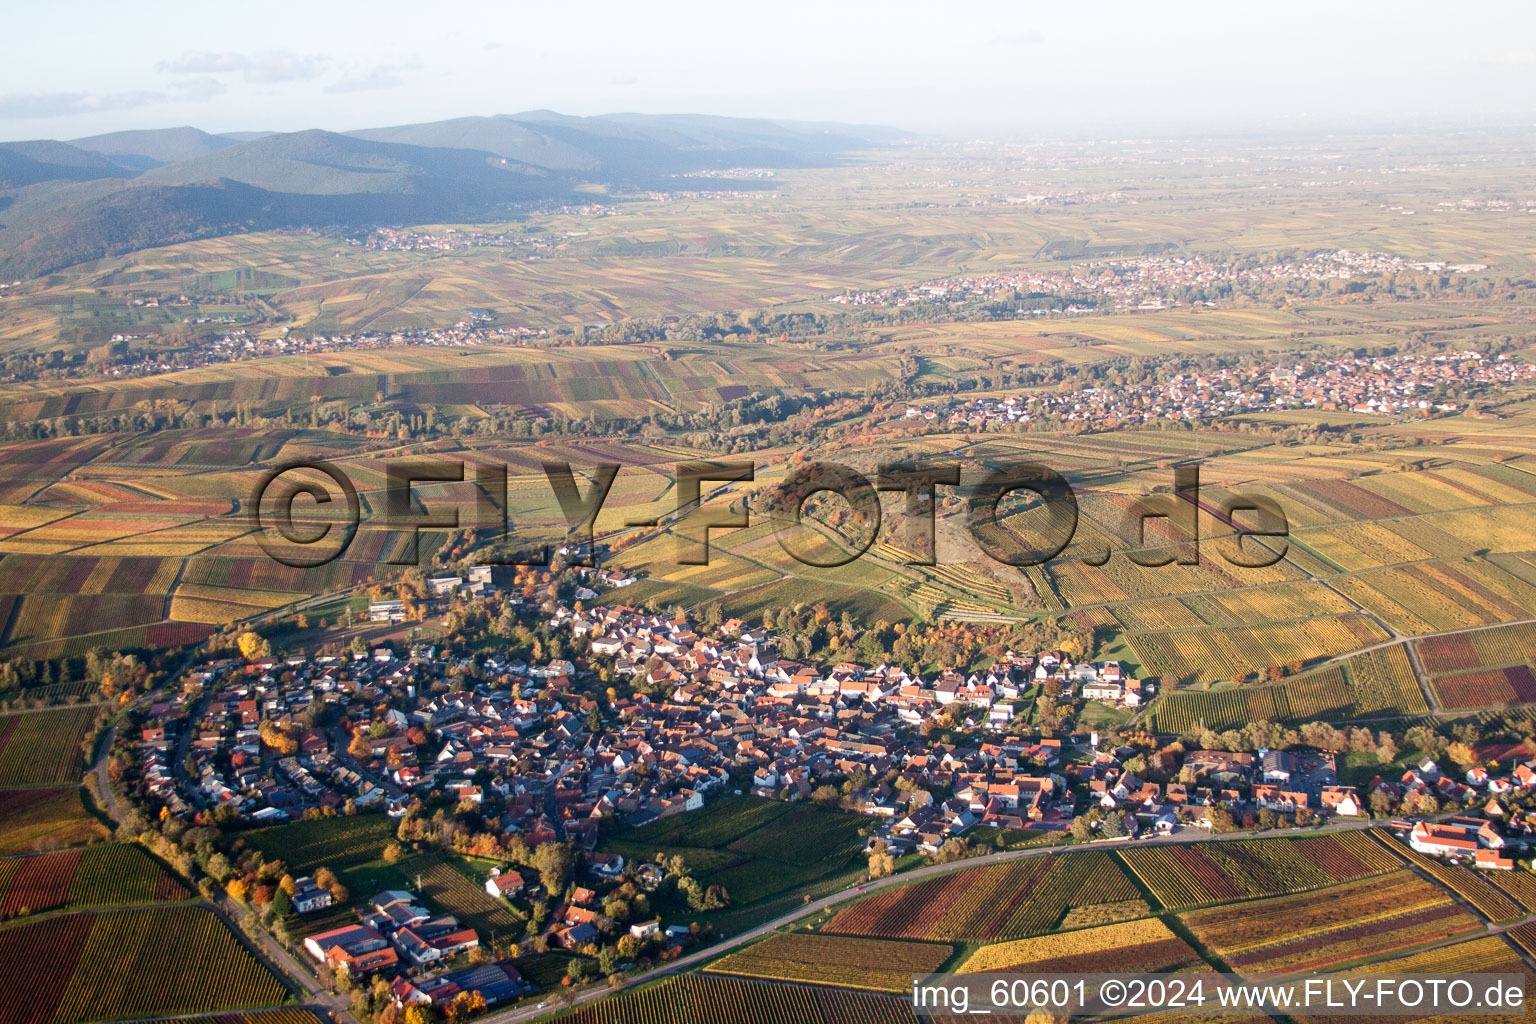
<box><xmin>0</xmin><ymin>905</ymin><xmax>286</xmax><ymax>1024</ymax></box>
<box><xmin>405</xmin><ymin>854</ymin><xmax>522</xmax><ymax>941</ymax></box>
<box><xmin>706</xmin><ymin>933</ymin><xmax>952</xmax><ymax>992</ymax></box>
<box><xmin>1146</xmin><ymin>642</ymin><xmax>1428</xmax><ymax>733</ymax></box>
<box><xmin>1180</xmin><ymin>871</ymin><xmax>1483</xmax><ymax>973</ymax></box>
<box><xmin>598</xmin><ymin>797</ymin><xmax>870</xmax><ymax>907</ymax></box>
<box><xmin>1117</xmin><ymin>832</ymin><xmax>1400</xmax><ymax>910</ymax></box>
<box><xmin>244</xmin><ymin>813</ymin><xmax>396</xmax><ymax>873</ymax></box>
<box><xmin>0</xmin><ymin>704</ymin><xmax>100</xmax><ymax>787</ymax></box>
<box><xmin>556</xmin><ymin>973</ymin><xmax>929</xmax><ymax>1024</ymax></box>
<box><xmin>0</xmin><ymin>843</ymin><xmax>186</xmax><ymax>916</ymax></box>
<box><xmin>1419</xmin><ymin>622</ymin><xmax>1536</xmax><ymax>674</ymax></box>
<box><xmin>0</xmin><ymin>787</ymin><xmax>108</xmax><ymax>853</ymax></box>
<box><xmin>959</xmin><ymin>918</ymin><xmax>1205</xmax><ymax>974</ymax></box>
<box><xmin>821</xmin><ymin>851</ymin><xmax>1142</xmax><ymax>942</ymax></box>
<box><xmin>1127</xmin><ymin>614</ymin><xmax>1388</xmax><ymax>686</ymax></box>
<box><xmin>1430</xmin><ymin>665</ymin><xmax>1536</xmax><ymax>709</ymax></box>
<box><xmin>1366</xmin><ymin>831</ymin><xmax>1524</xmax><ymax>922</ymax></box>
<box><xmin>1483</xmin><ymin>864</ymin><xmax>1536</xmax><ymax>913</ymax></box>
<box><xmin>1308</xmin><ymin>935</ymin><xmax>1533</xmax><ymax>1024</ymax></box>
<box><xmin>163</xmin><ymin>1013</ymin><xmax>326</xmax><ymax>1024</ymax></box>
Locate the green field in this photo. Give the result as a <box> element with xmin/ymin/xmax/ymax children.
<box><xmin>243</xmin><ymin>814</ymin><xmax>396</xmax><ymax>875</ymax></box>
<box><xmin>598</xmin><ymin>797</ymin><xmax>871</xmax><ymax>910</ymax></box>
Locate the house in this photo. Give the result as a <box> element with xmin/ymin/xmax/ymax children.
<box><xmin>292</xmin><ymin>876</ymin><xmax>334</xmax><ymax>914</ymax></box>
<box><xmin>369</xmin><ymin>600</ymin><xmax>406</xmax><ymax>624</ymax></box>
<box><xmin>1409</xmin><ymin>821</ymin><xmax>1478</xmax><ymax>857</ymax></box>
<box><xmin>1475</xmin><ymin>849</ymin><xmax>1515</xmax><ymax>871</ymax></box>
<box><xmin>485</xmin><ymin>869</ymin><xmax>525</xmax><ymax>899</ymax></box>
<box><xmin>1319</xmin><ymin>786</ymin><xmax>1362</xmax><ymax>817</ymax></box>
<box><xmin>305</xmin><ymin>924</ymin><xmax>388</xmax><ymax>963</ymax></box>
<box><xmin>629</xmin><ymin>919</ymin><xmax>661</xmax><ymax>940</ymax></box>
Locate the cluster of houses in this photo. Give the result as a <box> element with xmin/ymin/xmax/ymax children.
<box><xmin>306</xmin><ymin>891</ymin><xmax>484</xmax><ymax>973</ymax></box>
<box><xmin>370</xmin><ymin>565</ymin><xmax>502</xmax><ymax>623</ymax></box>
<box><xmin>930</xmin><ymin>350</ymin><xmax>1531</xmax><ymax>432</ymax></box>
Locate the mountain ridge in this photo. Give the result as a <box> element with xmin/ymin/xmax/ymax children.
<box><xmin>0</xmin><ymin>110</ymin><xmax>905</xmax><ymax>279</ymax></box>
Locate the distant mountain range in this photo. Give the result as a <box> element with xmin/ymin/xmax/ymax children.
<box><xmin>0</xmin><ymin>112</ymin><xmax>907</xmax><ymax>279</ymax></box>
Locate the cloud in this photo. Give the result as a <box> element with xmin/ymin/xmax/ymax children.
<box><xmin>324</xmin><ymin>70</ymin><xmax>404</xmax><ymax>94</ymax></box>
<box><xmin>168</xmin><ymin>76</ymin><xmax>227</xmax><ymax>101</ymax></box>
<box><xmin>992</xmin><ymin>29</ymin><xmax>1046</xmax><ymax>46</ymax></box>
<box><xmin>610</xmin><ymin>74</ymin><xmax>640</xmax><ymax>86</ymax></box>
<box><xmin>323</xmin><ymin>58</ymin><xmax>419</xmax><ymax>94</ymax></box>
<box><xmin>158</xmin><ymin>50</ymin><xmax>326</xmax><ymax>83</ymax></box>
<box><xmin>0</xmin><ymin>90</ymin><xmax>165</xmax><ymax>120</ymax></box>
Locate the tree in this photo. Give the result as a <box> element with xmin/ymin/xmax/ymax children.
<box><xmin>271</xmin><ymin>886</ymin><xmax>293</xmax><ymax>916</ymax></box>
<box><xmin>1099</xmin><ymin>812</ymin><xmax>1126</xmax><ymax>839</ymax></box>
<box><xmin>811</xmin><ymin>784</ymin><xmax>841</xmax><ymax>806</ymax></box>
<box><xmin>867</xmin><ymin>839</ymin><xmax>895</xmax><ymax>879</ymax></box>
<box><xmin>348</xmin><ymin>729</ymin><xmax>371</xmax><ymax>760</ymax></box>
<box><xmin>237</xmin><ymin>631</ymin><xmax>272</xmax><ymax>661</ymax></box>
<box><xmin>1069</xmin><ymin>814</ymin><xmax>1094</xmax><ymax>843</ymax></box>
<box><xmin>382</xmin><ymin>841</ymin><xmax>406</xmax><ymax>865</ymax></box>
<box><xmin>532</xmin><ymin>841</ymin><xmax>572</xmax><ymax>893</ymax></box>
<box><xmin>1208</xmin><ymin>806</ymin><xmax>1236</xmax><ymax>834</ymax></box>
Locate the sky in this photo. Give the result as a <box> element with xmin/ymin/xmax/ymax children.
<box><xmin>5</xmin><ymin>0</ymin><xmax>1536</xmax><ymax>141</ymax></box>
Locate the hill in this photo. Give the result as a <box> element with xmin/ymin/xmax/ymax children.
<box><xmin>0</xmin><ymin>140</ymin><xmax>134</xmax><ymax>187</ymax></box>
<box><xmin>70</xmin><ymin>127</ymin><xmax>237</xmax><ymax>170</ymax></box>
<box><xmin>0</xmin><ymin>110</ymin><xmax>900</xmax><ymax>279</ymax></box>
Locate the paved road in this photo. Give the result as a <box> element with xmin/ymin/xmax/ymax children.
<box><xmin>83</xmin><ymin>656</ymin><xmax>361</xmax><ymax>1024</ymax></box>
<box><xmin>479</xmin><ymin>819</ymin><xmax>1391</xmax><ymax>1024</ymax></box>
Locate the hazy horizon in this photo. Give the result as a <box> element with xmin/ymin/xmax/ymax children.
<box><xmin>6</xmin><ymin>0</ymin><xmax>1536</xmax><ymax>143</ymax></box>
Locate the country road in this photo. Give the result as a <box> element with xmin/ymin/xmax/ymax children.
<box><xmin>83</xmin><ymin>654</ymin><xmax>360</xmax><ymax>1024</ymax></box>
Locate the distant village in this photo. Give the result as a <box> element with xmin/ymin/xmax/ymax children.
<box><xmin>833</xmin><ymin>248</ymin><xmax>1490</xmax><ymax>312</ymax></box>
<box><xmin>913</xmin><ymin>349</ymin><xmax>1533</xmax><ymax>430</ymax></box>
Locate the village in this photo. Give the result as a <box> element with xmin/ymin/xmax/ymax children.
<box><xmin>918</xmin><ymin>349</ymin><xmax>1534</xmax><ymax>431</ymax></box>
<box><xmin>833</xmin><ymin>248</ymin><xmax>1489</xmax><ymax>311</ymax></box>
<box><xmin>116</xmin><ymin>564</ymin><xmax>1536</xmax><ymax>1013</ymax></box>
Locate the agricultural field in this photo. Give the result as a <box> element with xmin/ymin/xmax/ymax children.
<box><xmin>1332</xmin><ymin>558</ymin><xmax>1536</xmax><ymax>636</ymax></box>
<box><xmin>821</xmin><ymin>851</ymin><xmax>1142</xmax><ymax>942</ymax></box>
<box><xmin>155</xmin><ymin>1013</ymin><xmax>326</xmax><ymax>1024</ymax></box>
<box><xmin>1179</xmin><ymin>871</ymin><xmax>1483</xmax><ymax>973</ymax></box>
<box><xmin>404</xmin><ymin>854</ymin><xmax>523</xmax><ymax>942</ymax></box>
<box><xmin>1366</xmin><ymin>831</ymin><xmax>1525</xmax><ymax>922</ymax></box>
<box><xmin>597</xmin><ymin>797</ymin><xmax>870</xmax><ymax>908</ymax></box>
<box><xmin>1116</xmin><ymin>832</ymin><xmax>1401</xmax><ymax>910</ymax></box>
<box><xmin>705</xmin><ymin>933</ymin><xmax>952</xmax><ymax>992</ymax></box>
<box><xmin>0</xmin><ymin>843</ymin><xmax>187</xmax><ymax>916</ymax></box>
<box><xmin>1307</xmin><ymin>935</ymin><xmax>1533</xmax><ymax>1024</ymax></box>
<box><xmin>1146</xmin><ymin>643</ymin><xmax>1428</xmax><ymax>732</ymax></box>
<box><xmin>1431</xmin><ymin>665</ymin><xmax>1536</xmax><ymax>709</ymax></box>
<box><xmin>556</xmin><ymin>973</ymin><xmax>928</xmax><ymax>1024</ymax></box>
<box><xmin>0</xmin><ymin>905</ymin><xmax>287</xmax><ymax>1024</ymax></box>
<box><xmin>243</xmin><ymin>812</ymin><xmax>397</xmax><ymax>874</ymax></box>
<box><xmin>1127</xmin><ymin>614</ymin><xmax>1389</xmax><ymax>687</ymax></box>
<box><xmin>0</xmin><ymin>787</ymin><xmax>108</xmax><ymax>853</ymax></box>
<box><xmin>0</xmin><ymin>705</ymin><xmax>100</xmax><ymax>788</ymax></box>
<box><xmin>1419</xmin><ymin>621</ymin><xmax>1536</xmax><ymax>675</ymax></box>
<box><xmin>958</xmin><ymin>917</ymin><xmax>1205</xmax><ymax>974</ymax></box>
